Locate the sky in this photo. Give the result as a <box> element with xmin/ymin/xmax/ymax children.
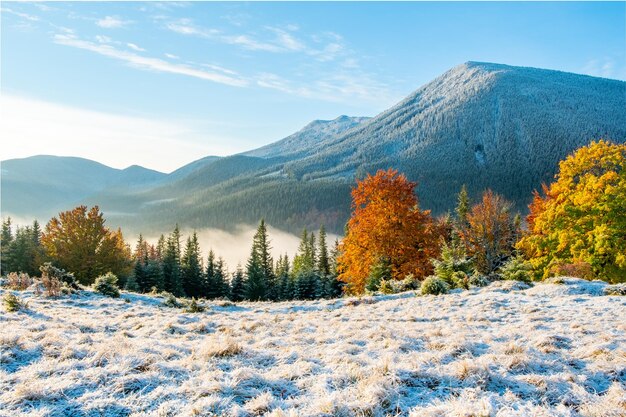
<box><xmin>2</xmin><ymin>1</ymin><xmax>625</xmax><ymax>172</ymax></box>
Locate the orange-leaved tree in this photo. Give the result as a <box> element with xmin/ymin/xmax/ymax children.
<box><xmin>337</xmin><ymin>169</ymin><xmax>439</xmax><ymax>294</ymax></box>
<box><xmin>517</xmin><ymin>140</ymin><xmax>626</xmax><ymax>282</ymax></box>
<box><xmin>41</xmin><ymin>205</ymin><xmax>132</xmax><ymax>285</ymax></box>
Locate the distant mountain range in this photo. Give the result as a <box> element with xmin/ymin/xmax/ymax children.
<box><xmin>2</xmin><ymin>62</ymin><xmax>625</xmax><ymax>235</ymax></box>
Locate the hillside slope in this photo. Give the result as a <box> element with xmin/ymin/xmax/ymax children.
<box><xmin>3</xmin><ymin>62</ymin><xmax>625</xmax><ymax>234</ymax></box>
<box><xmin>1</xmin><ymin>278</ymin><xmax>624</xmax><ymax>416</ymax></box>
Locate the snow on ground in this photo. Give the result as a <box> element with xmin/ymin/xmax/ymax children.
<box><xmin>1</xmin><ymin>278</ymin><xmax>625</xmax><ymax>417</ymax></box>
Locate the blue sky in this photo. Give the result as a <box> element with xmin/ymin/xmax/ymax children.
<box><xmin>2</xmin><ymin>1</ymin><xmax>625</xmax><ymax>172</ymax></box>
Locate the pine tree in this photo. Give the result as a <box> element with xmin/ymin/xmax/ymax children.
<box><xmin>205</xmin><ymin>250</ymin><xmax>218</xmax><ymax>299</ymax></box>
<box><xmin>456</xmin><ymin>185</ymin><xmax>470</xmax><ymax>229</ymax></box>
<box><xmin>181</xmin><ymin>232</ymin><xmax>203</xmax><ymax>298</ymax></box>
<box><xmin>143</xmin><ymin>259</ymin><xmax>164</xmax><ymax>292</ymax></box>
<box><xmin>317</xmin><ymin>225</ymin><xmax>330</xmax><ymax>275</ymax></box>
<box><xmin>245</xmin><ymin>219</ymin><xmax>274</xmax><ymax>301</ymax></box>
<box><xmin>156</xmin><ymin>234</ymin><xmax>166</xmax><ymax>260</ymax></box>
<box><xmin>230</xmin><ymin>265</ymin><xmax>246</xmax><ymax>302</ymax></box>
<box><xmin>330</xmin><ymin>239</ymin><xmax>340</xmax><ymax>276</ymax></box>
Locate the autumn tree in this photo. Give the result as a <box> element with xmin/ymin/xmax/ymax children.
<box><xmin>517</xmin><ymin>140</ymin><xmax>626</xmax><ymax>282</ymax></box>
<box><xmin>337</xmin><ymin>169</ymin><xmax>439</xmax><ymax>294</ymax></box>
<box><xmin>460</xmin><ymin>190</ymin><xmax>517</xmax><ymax>274</ymax></box>
<box><xmin>41</xmin><ymin>206</ymin><xmax>132</xmax><ymax>285</ymax></box>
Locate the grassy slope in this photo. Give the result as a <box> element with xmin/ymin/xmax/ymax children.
<box><xmin>1</xmin><ymin>279</ymin><xmax>625</xmax><ymax>416</ymax></box>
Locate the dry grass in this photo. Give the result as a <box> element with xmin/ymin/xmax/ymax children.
<box><xmin>0</xmin><ymin>277</ymin><xmax>624</xmax><ymax>416</ymax></box>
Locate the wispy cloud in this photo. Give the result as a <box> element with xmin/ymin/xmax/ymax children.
<box><xmin>581</xmin><ymin>57</ymin><xmax>625</xmax><ymax>80</ymax></box>
<box><xmin>165</xmin><ymin>53</ymin><xmax>180</xmax><ymax>60</ymax></box>
<box><xmin>127</xmin><ymin>43</ymin><xmax>146</xmax><ymax>52</ymax></box>
<box><xmin>0</xmin><ymin>7</ymin><xmax>40</xmax><ymax>22</ymax></box>
<box><xmin>54</xmin><ymin>33</ymin><xmax>248</xmax><ymax>87</ymax></box>
<box><xmin>96</xmin><ymin>15</ymin><xmax>132</xmax><ymax>29</ymax></box>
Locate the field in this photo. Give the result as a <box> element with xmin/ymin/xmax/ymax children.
<box><xmin>1</xmin><ymin>278</ymin><xmax>625</xmax><ymax>417</ymax></box>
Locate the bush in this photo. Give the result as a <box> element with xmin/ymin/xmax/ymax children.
<box><xmin>469</xmin><ymin>273</ymin><xmax>490</xmax><ymax>288</ymax></box>
<box><xmin>548</xmin><ymin>261</ymin><xmax>594</xmax><ymax>279</ymax></box>
<box><xmin>432</xmin><ymin>240</ymin><xmax>473</xmax><ymax>286</ymax></box>
<box><xmin>378</xmin><ymin>280</ymin><xmax>395</xmax><ymax>294</ymax></box>
<box><xmin>451</xmin><ymin>271</ymin><xmax>470</xmax><ymax>290</ymax></box>
<box><xmin>185</xmin><ymin>298</ymin><xmax>206</xmax><ymax>313</ymax></box>
<box><xmin>6</xmin><ymin>272</ymin><xmax>33</xmax><ymax>290</ymax></box>
<box><xmin>3</xmin><ymin>292</ymin><xmax>26</xmax><ymax>312</ymax></box>
<box><xmin>500</xmin><ymin>256</ymin><xmax>533</xmax><ymax>283</ymax></box>
<box><xmin>421</xmin><ymin>276</ymin><xmax>449</xmax><ymax>295</ymax></box>
<box><xmin>39</xmin><ymin>263</ymin><xmax>78</xmax><ymax>289</ymax></box>
<box><xmin>162</xmin><ymin>292</ymin><xmax>181</xmax><ymax>308</ymax></box>
<box><xmin>604</xmin><ymin>284</ymin><xmax>626</xmax><ymax>296</ymax></box>
<box><xmin>93</xmin><ymin>272</ymin><xmax>120</xmax><ymax>298</ymax></box>
<box><xmin>399</xmin><ymin>274</ymin><xmax>421</xmax><ymax>291</ymax></box>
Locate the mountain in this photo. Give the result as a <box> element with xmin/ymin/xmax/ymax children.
<box><xmin>243</xmin><ymin>115</ymin><xmax>371</xmax><ymax>159</ymax></box>
<box><xmin>1</xmin><ymin>155</ymin><xmax>165</xmax><ymax>220</ymax></box>
<box><xmin>3</xmin><ymin>62</ymin><xmax>625</xmax><ymax>234</ymax></box>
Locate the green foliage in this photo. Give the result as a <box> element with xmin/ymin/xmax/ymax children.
<box><xmin>500</xmin><ymin>255</ymin><xmax>533</xmax><ymax>283</ymax></box>
<box><xmin>366</xmin><ymin>257</ymin><xmax>392</xmax><ymax>293</ymax></box>
<box><xmin>378</xmin><ymin>280</ymin><xmax>395</xmax><ymax>294</ymax></box>
<box><xmin>469</xmin><ymin>273</ymin><xmax>490</xmax><ymax>288</ymax></box>
<box><xmin>93</xmin><ymin>272</ymin><xmax>120</xmax><ymax>298</ymax></box>
<box><xmin>432</xmin><ymin>240</ymin><xmax>473</xmax><ymax>285</ymax></box>
<box><xmin>181</xmin><ymin>232</ymin><xmax>203</xmax><ymax>298</ymax></box>
<box><xmin>124</xmin><ymin>275</ymin><xmax>139</xmax><ymax>292</ymax></box>
<box><xmin>421</xmin><ymin>276</ymin><xmax>449</xmax><ymax>296</ymax></box>
<box><xmin>3</xmin><ymin>292</ymin><xmax>25</xmax><ymax>312</ymax></box>
<box><xmin>162</xmin><ymin>225</ymin><xmax>184</xmax><ymax>296</ymax></box>
<box><xmin>317</xmin><ymin>225</ymin><xmax>330</xmax><ymax>275</ymax></box>
<box><xmin>162</xmin><ymin>292</ymin><xmax>181</xmax><ymax>308</ymax></box>
<box><xmin>245</xmin><ymin>220</ymin><xmax>274</xmax><ymax>301</ymax></box>
<box><xmin>1</xmin><ymin>219</ymin><xmax>44</xmax><ymax>277</ymax></box>
<box><xmin>184</xmin><ymin>298</ymin><xmax>206</xmax><ymax>313</ymax></box>
<box><xmin>451</xmin><ymin>271</ymin><xmax>470</xmax><ymax>290</ymax></box>
<box><xmin>229</xmin><ymin>266</ymin><xmax>246</xmax><ymax>302</ymax></box>
<box><xmin>39</xmin><ymin>263</ymin><xmax>78</xmax><ymax>289</ymax></box>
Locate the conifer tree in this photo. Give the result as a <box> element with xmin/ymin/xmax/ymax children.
<box><xmin>245</xmin><ymin>219</ymin><xmax>274</xmax><ymax>301</ymax></box>
<box><xmin>0</xmin><ymin>218</ymin><xmax>13</xmax><ymax>276</ymax></box>
<box><xmin>156</xmin><ymin>234</ymin><xmax>166</xmax><ymax>260</ymax></box>
<box><xmin>456</xmin><ymin>185</ymin><xmax>470</xmax><ymax>229</ymax></box>
<box><xmin>213</xmin><ymin>257</ymin><xmax>229</xmax><ymax>298</ymax></box>
<box><xmin>229</xmin><ymin>264</ymin><xmax>246</xmax><ymax>302</ymax></box>
<box><xmin>162</xmin><ymin>226</ymin><xmax>184</xmax><ymax>296</ymax></box>
<box><xmin>317</xmin><ymin>225</ymin><xmax>330</xmax><ymax>275</ymax></box>
<box><xmin>143</xmin><ymin>259</ymin><xmax>164</xmax><ymax>292</ymax></box>
<box><xmin>205</xmin><ymin>250</ymin><xmax>217</xmax><ymax>299</ymax></box>
<box><xmin>181</xmin><ymin>232</ymin><xmax>203</xmax><ymax>298</ymax></box>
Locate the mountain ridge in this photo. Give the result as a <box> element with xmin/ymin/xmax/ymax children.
<box><xmin>3</xmin><ymin>62</ymin><xmax>625</xmax><ymax>234</ymax></box>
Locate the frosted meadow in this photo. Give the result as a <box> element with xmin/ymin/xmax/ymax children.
<box><xmin>1</xmin><ymin>278</ymin><xmax>625</xmax><ymax>417</ymax></box>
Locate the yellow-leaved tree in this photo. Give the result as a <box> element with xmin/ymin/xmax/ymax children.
<box><xmin>517</xmin><ymin>140</ymin><xmax>626</xmax><ymax>282</ymax></box>
<box><xmin>41</xmin><ymin>205</ymin><xmax>132</xmax><ymax>285</ymax></box>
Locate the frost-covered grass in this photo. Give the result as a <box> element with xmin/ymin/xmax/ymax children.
<box><xmin>1</xmin><ymin>278</ymin><xmax>625</xmax><ymax>417</ymax></box>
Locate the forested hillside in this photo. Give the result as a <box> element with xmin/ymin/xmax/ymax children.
<box><xmin>3</xmin><ymin>62</ymin><xmax>625</xmax><ymax>234</ymax></box>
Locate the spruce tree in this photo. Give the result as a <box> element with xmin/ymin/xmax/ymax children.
<box><xmin>181</xmin><ymin>232</ymin><xmax>203</xmax><ymax>298</ymax></box>
<box><xmin>0</xmin><ymin>218</ymin><xmax>13</xmax><ymax>276</ymax></box>
<box><xmin>245</xmin><ymin>219</ymin><xmax>274</xmax><ymax>301</ymax></box>
<box><xmin>456</xmin><ymin>185</ymin><xmax>470</xmax><ymax>230</ymax></box>
<box><xmin>214</xmin><ymin>257</ymin><xmax>229</xmax><ymax>299</ymax></box>
<box><xmin>162</xmin><ymin>227</ymin><xmax>184</xmax><ymax>296</ymax></box>
<box><xmin>205</xmin><ymin>250</ymin><xmax>218</xmax><ymax>299</ymax></box>
<box><xmin>230</xmin><ymin>264</ymin><xmax>246</xmax><ymax>302</ymax></box>
<box><xmin>317</xmin><ymin>225</ymin><xmax>330</xmax><ymax>275</ymax></box>
<box><xmin>143</xmin><ymin>259</ymin><xmax>164</xmax><ymax>292</ymax></box>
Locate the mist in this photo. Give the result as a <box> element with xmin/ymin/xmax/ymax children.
<box><xmin>143</xmin><ymin>224</ymin><xmax>341</xmax><ymax>273</ymax></box>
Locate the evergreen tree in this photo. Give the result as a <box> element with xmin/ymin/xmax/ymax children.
<box><xmin>181</xmin><ymin>232</ymin><xmax>203</xmax><ymax>298</ymax></box>
<box><xmin>162</xmin><ymin>226</ymin><xmax>184</xmax><ymax>296</ymax></box>
<box><xmin>143</xmin><ymin>259</ymin><xmax>164</xmax><ymax>292</ymax></box>
<box><xmin>456</xmin><ymin>185</ymin><xmax>470</xmax><ymax>226</ymax></box>
<box><xmin>317</xmin><ymin>225</ymin><xmax>330</xmax><ymax>275</ymax></box>
<box><xmin>245</xmin><ymin>219</ymin><xmax>274</xmax><ymax>301</ymax></box>
<box><xmin>213</xmin><ymin>257</ymin><xmax>229</xmax><ymax>298</ymax></box>
<box><xmin>330</xmin><ymin>239</ymin><xmax>340</xmax><ymax>276</ymax></box>
<box><xmin>156</xmin><ymin>234</ymin><xmax>166</xmax><ymax>260</ymax></box>
<box><xmin>205</xmin><ymin>250</ymin><xmax>218</xmax><ymax>299</ymax></box>
<box><xmin>229</xmin><ymin>265</ymin><xmax>246</xmax><ymax>302</ymax></box>
<box><xmin>0</xmin><ymin>218</ymin><xmax>13</xmax><ymax>276</ymax></box>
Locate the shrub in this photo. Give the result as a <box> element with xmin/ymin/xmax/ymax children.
<box><xmin>39</xmin><ymin>263</ymin><xmax>78</xmax><ymax>289</ymax></box>
<box><xmin>548</xmin><ymin>261</ymin><xmax>594</xmax><ymax>279</ymax></box>
<box><xmin>93</xmin><ymin>272</ymin><xmax>120</xmax><ymax>298</ymax></box>
<box><xmin>3</xmin><ymin>292</ymin><xmax>26</xmax><ymax>312</ymax></box>
<box><xmin>185</xmin><ymin>298</ymin><xmax>206</xmax><ymax>313</ymax></box>
<box><xmin>500</xmin><ymin>256</ymin><xmax>533</xmax><ymax>283</ymax></box>
<box><xmin>6</xmin><ymin>272</ymin><xmax>32</xmax><ymax>290</ymax></box>
<box><xmin>432</xmin><ymin>240</ymin><xmax>473</xmax><ymax>285</ymax></box>
<box><xmin>378</xmin><ymin>280</ymin><xmax>396</xmax><ymax>294</ymax></box>
<box><xmin>421</xmin><ymin>276</ymin><xmax>449</xmax><ymax>295</ymax></box>
<box><xmin>162</xmin><ymin>292</ymin><xmax>181</xmax><ymax>308</ymax></box>
<box><xmin>451</xmin><ymin>271</ymin><xmax>470</xmax><ymax>290</ymax></box>
<box><xmin>469</xmin><ymin>273</ymin><xmax>490</xmax><ymax>288</ymax></box>
<box><xmin>604</xmin><ymin>284</ymin><xmax>626</xmax><ymax>296</ymax></box>
<box><xmin>399</xmin><ymin>274</ymin><xmax>421</xmax><ymax>291</ymax></box>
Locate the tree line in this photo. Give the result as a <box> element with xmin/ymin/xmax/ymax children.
<box><xmin>2</xmin><ymin>140</ymin><xmax>624</xmax><ymax>301</ymax></box>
